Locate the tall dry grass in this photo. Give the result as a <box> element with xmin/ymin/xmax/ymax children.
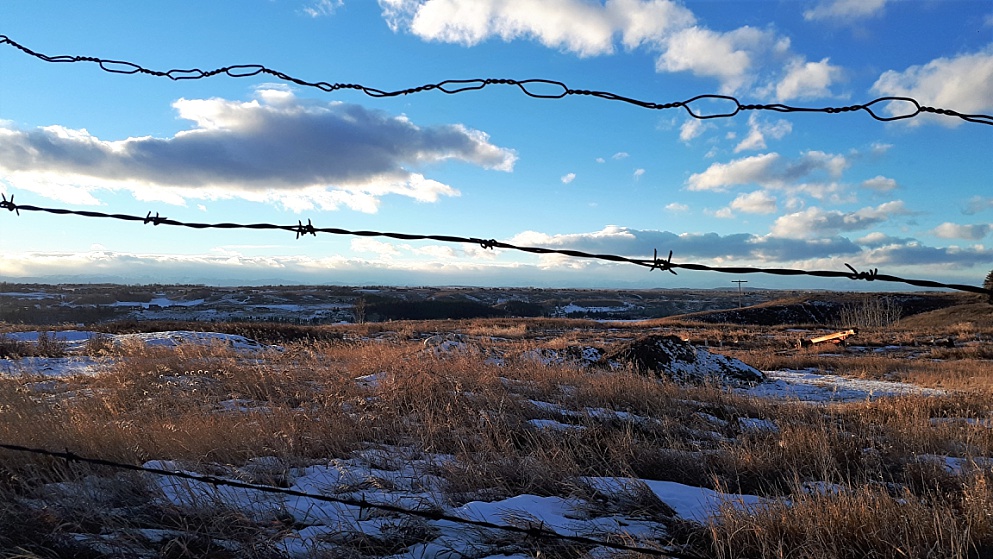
<box><xmin>1</xmin><ymin>320</ymin><xmax>992</xmax><ymax>557</ymax></box>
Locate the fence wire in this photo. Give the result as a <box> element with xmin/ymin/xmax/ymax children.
<box><xmin>0</xmin><ymin>442</ymin><xmax>703</xmax><ymax>558</ymax></box>
<box><xmin>2</xmin><ymin>195</ymin><xmax>990</xmax><ymax>297</ymax></box>
<box><xmin>3</xmin><ymin>35</ymin><xmax>991</xmax><ymax>126</ymax></box>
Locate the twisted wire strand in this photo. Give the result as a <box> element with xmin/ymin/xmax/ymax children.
<box><xmin>2</xmin><ymin>35</ymin><xmax>990</xmax><ymax>125</ymax></box>
<box><xmin>2</xmin><ymin>195</ymin><xmax>989</xmax><ymax>297</ymax></box>
<box><xmin>0</xmin><ymin>442</ymin><xmax>701</xmax><ymax>558</ymax></box>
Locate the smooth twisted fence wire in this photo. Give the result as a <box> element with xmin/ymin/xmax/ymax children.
<box><xmin>3</xmin><ymin>35</ymin><xmax>991</xmax><ymax>126</ymax></box>
<box><xmin>0</xmin><ymin>442</ymin><xmax>702</xmax><ymax>558</ymax></box>
<box><xmin>3</xmin><ymin>195</ymin><xmax>990</xmax><ymax>297</ymax></box>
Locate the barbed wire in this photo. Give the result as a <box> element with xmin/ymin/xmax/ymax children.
<box><xmin>2</xmin><ymin>194</ymin><xmax>990</xmax><ymax>297</ymax></box>
<box><xmin>0</xmin><ymin>441</ymin><xmax>702</xmax><ymax>558</ymax></box>
<box><xmin>2</xmin><ymin>35</ymin><xmax>990</xmax><ymax>126</ymax></box>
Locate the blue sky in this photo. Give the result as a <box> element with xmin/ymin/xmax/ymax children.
<box><xmin>1</xmin><ymin>0</ymin><xmax>991</xmax><ymax>290</ymax></box>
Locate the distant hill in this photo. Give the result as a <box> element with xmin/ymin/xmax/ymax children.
<box><xmin>663</xmin><ymin>292</ymin><xmax>972</xmax><ymax>327</ymax></box>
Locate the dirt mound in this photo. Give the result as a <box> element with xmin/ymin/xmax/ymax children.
<box><xmin>602</xmin><ymin>334</ymin><xmax>764</xmax><ymax>385</ymax></box>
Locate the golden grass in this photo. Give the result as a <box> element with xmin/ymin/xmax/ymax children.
<box><xmin>1</xmin><ymin>317</ymin><xmax>992</xmax><ymax>557</ymax></box>
<box><xmin>708</xmin><ymin>474</ymin><xmax>992</xmax><ymax>559</ymax></box>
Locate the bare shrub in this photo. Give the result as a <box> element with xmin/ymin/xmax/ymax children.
<box><xmin>838</xmin><ymin>295</ymin><xmax>902</xmax><ymax>329</ymax></box>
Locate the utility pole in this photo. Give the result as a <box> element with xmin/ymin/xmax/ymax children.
<box><xmin>732</xmin><ymin>280</ymin><xmax>747</xmax><ymax>308</ymax></box>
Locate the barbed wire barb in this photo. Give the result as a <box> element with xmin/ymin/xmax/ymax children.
<box><xmin>0</xmin><ymin>193</ymin><xmax>19</xmax><ymax>215</ymax></box>
<box><xmin>2</xmin><ymin>35</ymin><xmax>991</xmax><ymax>126</ymax></box>
<box><xmin>650</xmin><ymin>249</ymin><xmax>677</xmax><ymax>275</ymax></box>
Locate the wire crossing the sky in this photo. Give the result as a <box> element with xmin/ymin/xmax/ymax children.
<box><xmin>2</xmin><ymin>34</ymin><xmax>991</xmax><ymax>126</ymax></box>
<box><xmin>0</xmin><ymin>442</ymin><xmax>703</xmax><ymax>558</ymax></box>
<box><xmin>3</xmin><ymin>195</ymin><xmax>990</xmax><ymax>297</ymax></box>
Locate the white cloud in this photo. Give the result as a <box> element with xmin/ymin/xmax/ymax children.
<box><xmin>931</xmin><ymin>222</ymin><xmax>992</xmax><ymax>241</ymax></box>
<box><xmin>687</xmin><ymin>150</ymin><xmax>849</xmax><ymax>195</ymax></box>
<box><xmin>561</xmin><ymin>172</ymin><xmax>577</xmax><ymax>184</ymax></box>
<box><xmin>774</xmin><ymin>57</ymin><xmax>843</xmax><ymax>101</ymax></box>
<box><xmin>870</xmin><ymin>142</ymin><xmax>893</xmax><ymax>156</ymax></box>
<box><xmin>679</xmin><ymin>118</ymin><xmax>709</xmax><ymax>142</ymax></box>
<box><xmin>0</xmin><ymin>90</ymin><xmax>516</xmax><ymax>212</ymax></box>
<box><xmin>657</xmin><ymin>25</ymin><xmax>788</xmax><ymax>94</ymax></box>
<box><xmin>730</xmin><ymin>190</ymin><xmax>777</xmax><ymax>214</ymax></box>
<box><xmin>734</xmin><ymin>114</ymin><xmax>792</xmax><ymax>153</ymax></box>
<box><xmin>803</xmin><ymin>0</ymin><xmax>887</xmax><ymax>22</ymax></box>
<box><xmin>595</xmin><ymin>157</ymin><xmax>606</xmax><ymax>163</ymax></box>
<box><xmin>871</xmin><ymin>46</ymin><xmax>993</xmax><ymax>125</ymax></box>
<box><xmin>857</xmin><ymin>231</ymin><xmax>911</xmax><ymax>247</ymax></box>
<box><xmin>665</xmin><ymin>202</ymin><xmax>688</xmax><ymax>212</ymax></box>
<box><xmin>352</xmin><ymin>238</ymin><xmax>401</xmax><ymax>257</ymax></box>
<box><xmin>687</xmin><ymin>153</ymin><xmax>780</xmax><ymax>191</ymax></box>
<box><xmin>633</xmin><ymin>168</ymin><xmax>646</xmax><ymax>180</ymax></box>
<box><xmin>303</xmin><ymin>0</ymin><xmax>344</xmax><ymax>17</ymax></box>
<box><xmin>771</xmin><ymin>200</ymin><xmax>910</xmax><ymax>237</ymax></box>
<box><xmin>379</xmin><ymin>0</ymin><xmax>695</xmax><ymax>57</ymax></box>
<box><xmin>381</xmin><ymin>1</ymin><xmax>819</xmax><ymax>96</ymax></box>
<box><xmin>861</xmin><ymin>176</ymin><xmax>897</xmax><ymax>192</ymax></box>
<box><xmin>612</xmin><ymin>151</ymin><xmax>630</xmax><ymax>160</ymax></box>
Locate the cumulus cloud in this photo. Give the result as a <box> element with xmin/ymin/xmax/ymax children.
<box><xmin>380</xmin><ymin>1</ymin><xmax>835</xmax><ymax>97</ymax></box>
<box><xmin>665</xmin><ymin>202</ymin><xmax>689</xmax><ymax>212</ymax></box>
<box><xmin>803</xmin><ymin>0</ymin><xmax>887</xmax><ymax>22</ymax></box>
<box><xmin>734</xmin><ymin>114</ymin><xmax>793</xmax><ymax>152</ymax></box>
<box><xmin>633</xmin><ymin>168</ymin><xmax>646</xmax><ymax>180</ymax></box>
<box><xmin>379</xmin><ymin>0</ymin><xmax>695</xmax><ymax>56</ymax></box>
<box><xmin>561</xmin><ymin>172</ymin><xmax>577</xmax><ymax>184</ymax></box>
<box><xmin>771</xmin><ymin>201</ymin><xmax>910</xmax><ymax>237</ymax></box>
<box><xmin>730</xmin><ymin>190</ymin><xmax>778</xmax><ymax>214</ymax></box>
<box><xmin>861</xmin><ymin>176</ymin><xmax>898</xmax><ymax>192</ymax></box>
<box><xmin>871</xmin><ymin>46</ymin><xmax>993</xmax><ymax>125</ymax></box>
<box><xmin>612</xmin><ymin>151</ymin><xmax>630</xmax><ymax>160</ymax></box>
<box><xmin>774</xmin><ymin>57</ymin><xmax>843</xmax><ymax>101</ymax></box>
<box><xmin>0</xmin><ymin>90</ymin><xmax>516</xmax><ymax>212</ymax></box>
<box><xmin>687</xmin><ymin>150</ymin><xmax>848</xmax><ymax>196</ymax></box>
<box><xmin>657</xmin><ymin>25</ymin><xmax>789</xmax><ymax>94</ymax></box>
<box><xmin>931</xmin><ymin>222</ymin><xmax>992</xmax><ymax>241</ymax></box>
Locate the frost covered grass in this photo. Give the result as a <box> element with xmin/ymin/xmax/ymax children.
<box><xmin>0</xmin><ymin>319</ymin><xmax>991</xmax><ymax>557</ymax></box>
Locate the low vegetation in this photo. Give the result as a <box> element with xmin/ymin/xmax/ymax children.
<box><xmin>0</xmin><ymin>293</ymin><xmax>991</xmax><ymax>557</ymax></box>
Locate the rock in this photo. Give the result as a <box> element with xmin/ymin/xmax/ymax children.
<box><xmin>601</xmin><ymin>334</ymin><xmax>764</xmax><ymax>385</ymax></box>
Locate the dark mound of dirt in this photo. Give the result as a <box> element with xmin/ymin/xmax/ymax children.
<box><xmin>601</xmin><ymin>334</ymin><xmax>764</xmax><ymax>385</ymax></box>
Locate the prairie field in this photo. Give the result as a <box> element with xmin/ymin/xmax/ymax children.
<box><xmin>0</xmin><ymin>292</ymin><xmax>991</xmax><ymax>558</ymax></box>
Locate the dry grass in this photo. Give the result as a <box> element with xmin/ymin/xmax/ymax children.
<box><xmin>1</xmin><ymin>315</ymin><xmax>992</xmax><ymax>557</ymax></box>
<box><xmin>708</xmin><ymin>474</ymin><xmax>992</xmax><ymax>559</ymax></box>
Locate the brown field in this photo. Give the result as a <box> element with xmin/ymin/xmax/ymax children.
<box><xmin>0</xmin><ymin>292</ymin><xmax>991</xmax><ymax>558</ymax></box>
